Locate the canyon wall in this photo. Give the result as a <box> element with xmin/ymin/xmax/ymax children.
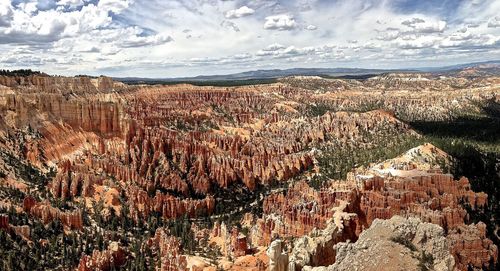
<box><xmin>258</xmin><ymin>162</ymin><xmax>497</xmax><ymax>270</ymax></box>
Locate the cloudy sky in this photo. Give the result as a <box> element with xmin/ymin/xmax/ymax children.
<box><xmin>0</xmin><ymin>0</ymin><xmax>500</xmax><ymax>77</ymax></box>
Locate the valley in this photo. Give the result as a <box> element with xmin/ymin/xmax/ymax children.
<box><xmin>0</xmin><ymin>67</ymin><xmax>499</xmax><ymax>270</ymax></box>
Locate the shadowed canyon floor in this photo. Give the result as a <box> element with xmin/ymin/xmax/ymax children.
<box><xmin>0</xmin><ymin>68</ymin><xmax>499</xmax><ymax>270</ymax></box>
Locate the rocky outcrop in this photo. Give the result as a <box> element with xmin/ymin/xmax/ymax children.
<box><xmin>352</xmin><ymin>144</ymin><xmax>490</xmax><ymax>234</ymax></box>
<box><xmin>50</xmin><ymin>160</ymin><xmax>103</xmax><ymax>199</ymax></box>
<box><xmin>0</xmin><ymin>214</ymin><xmax>9</xmax><ymax>229</ymax></box>
<box><xmin>3</xmin><ymin>94</ymin><xmax>126</xmax><ymax>137</ymax></box>
<box><xmin>211</xmin><ymin>221</ymin><xmax>249</xmax><ymax>258</ymax></box>
<box><xmin>261</xmin><ymin>170</ymin><xmax>489</xmax><ymax>237</ymax></box>
<box><xmin>121</xmin><ymin>124</ymin><xmax>316</xmax><ymax>193</ymax></box>
<box><xmin>286</xmin><ymin>202</ymin><xmax>359</xmax><ymax>270</ymax></box>
<box><xmin>147</xmin><ymin>228</ymin><xmax>187</xmax><ymax>271</ymax></box>
<box><xmin>22</xmin><ymin>196</ymin><xmax>36</xmax><ymax>212</ymax></box>
<box><xmin>261</xmin><ymin>164</ymin><xmax>497</xmax><ymax>270</ymax></box>
<box><xmin>231</xmin><ymin>228</ymin><xmax>249</xmax><ymax>257</ymax></box>
<box><xmin>259</xmin><ymin>181</ymin><xmax>358</xmax><ymax>245</ymax></box>
<box><xmin>12</xmin><ymin>225</ymin><xmax>30</xmax><ymax>240</ymax></box>
<box><xmin>0</xmin><ymin>214</ymin><xmax>31</xmax><ymax>240</ymax></box>
<box><xmin>278</xmin><ymin>73</ymin><xmax>500</xmax><ymax>122</ymax></box>
<box><xmin>78</xmin><ymin>242</ymin><xmax>127</xmax><ymax>271</ymax></box>
<box><xmin>126</xmin><ymin>185</ymin><xmax>215</xmax><ymax>221</ymax></box>
<box><xmin>358</xmin><ymin>173</ymin><xmax>488</xmax><ymax>231</ymax></box>
<box><xmin>28</xmin><ymin>200</ymin><xmax>83</xmax><ymax>230</ymax></box>
<box><xmin>116</xmin><ymin>86</ymin><xmax>412</xmax><ymax>194</ymax></box>
<box><xmin>96</xmin><ymin>77</ymin><xmax>115</xmax><ymax>92</ymax></box>
<box><xmin>0</xmin><ymin>75</ymin><xmax>119</xmax><ymax>94</ymax></box>
<box><xmin>321</xmin><ymin>216</ymin><xmax>456</xmax><ymax>271</ymax></box>
<box><xmin>448</xmin><ymin>222</ymin><xmax>498</xmax><ymax>270</ymax></box>
<box><xmin>267</xmin><ymin>239</ymin><xmax>289</xmax><ymax>271</ymax></box>
<box><xmin>0</xmin><ymin>92</ymin><xmax>128</xmax><ymax>168</ymax></box>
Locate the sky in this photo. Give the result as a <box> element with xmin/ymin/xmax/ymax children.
<box><xmin>0</xmin><ymin>0</ymin><xmax>499</xmax><ymax>77</ymax></box>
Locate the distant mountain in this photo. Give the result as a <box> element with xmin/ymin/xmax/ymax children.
<box><xmin>115</xmin><ymin>68</ymin><xmax>410</xmax><ymax>84</ymax></box>
<box><xmin>114</xmin><ymin>61</ymin><xmax>500</xmax><ymax>84</ymax></box>
<box><xmin>417</xmin><ymin>60</ymin><xmax>500</xmax><ymax>72</ymax></box>
<box><xmin>175</xmin><ymin>68</ymin><xmax>408</xmax><ymax>81</ymax></box>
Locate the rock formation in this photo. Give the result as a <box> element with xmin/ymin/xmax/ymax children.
<box><xmin>0</xmin><ymin>214</ymin><xmax>9</xmax><ymax>229</ymax></box>
<box><xmin>0</xmin><ymin>214</ymin><xmax>31</xmax><ymax>241</ymax></box>
<box><xmin>78</xmin><ymin>242</ymin><xmax>127</xmax><ymax>271</ymax></box>
<box><xmin>0</xmin><ymin>75</ymin><xmax>120</xmax><ymax>94</ymax></box>
<box><xmin>147</xmin><ymin>228</ymin><xmax>187</xmax><ymax>271</ymax></box>
<box><xmin>210</xmin><ymin>221</ymin><xmax>250</xmax><ymax>258</ymax></box>
<box><xmin>260</xmin><ymin>145</ymin><xmax>497</xmax><ymax>270</ymax></box>
<box><xmin>27</xmin><ymin>199</ymin><xmax>83</xmax><ymax>230</ymax></box>
<box><xmin>448</xmin><ymin>222</ymin><xmax>498</xmax><ymax>270</ymax></box>
<box><xmin>267</xmin><ymin>239</ymin><xmax>289</xmax><ymax>271</ymax></box>
<box><xmin>321</xmin><ymin>216</ymin><xmax>456</xmax><ymax>271</ymax></box>
<box><xmin>0</xmin><ymin>72</ymin><xmax>498</xmax><ymax>271</ymax></box>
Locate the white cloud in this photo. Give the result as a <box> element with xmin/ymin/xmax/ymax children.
<box><xmin>402</xmin><ymin>18</ymin><xmax>447</xmax><ymax>33</ymax></box>
<box><xmin>488</xmin><ymin>16</ymin><xmax>500</xmax><ymax>28</ymax></box>
<box><xmin>57</xmin><ymin>0</ymin><xmax>86</xmax><ymax>8</ymax></box>
<box><xmin>0</xmin><ymin>0</ymin><xmax>499</xmax><ymax>77</ymax></box>
<box><xmin>98</xmin><ymin>0</ymin><xmax>132</xmax><ymax>14</ymax></box>
<box><xmin>376</xmin><ymin>29</ymin><xmax>401</xmax><ymax>41</ymax></box>
<box><xmin>264</xmin><ymin>14</ymin><xmax>298</xmax><ymax>31</ymax></box>
<box><xmin>120</xmin><ymin>33</ymin><xmax>173</xmax><ymax>48</ymax></box>
<box><xmin>306</xmin><ymin>24</ymin><xmax>317</xmax><ymax>30</ymax></box>
<box><xmin>225</xmin><ymin>6</ymin><xmax>255</xmax><ymax>19</ymax></box>
<box><xmin>265</xmin><ymin>43</ymin><xmax>286</xmax><ymax>51</ymax></box>
<box><xmin>401</xmin><ymin>17</ymin><xmax>425</xmax><ymax>27</ymax></box>
<box><xmin>396</xmin><ymin>36</ymin><xmax>440</xmax><ymax>49</ymax></box>
<box><xmin>18</xmin><ymin>1</ymin><xmax>38</xmax><ymax>15</ymax></box>
<box><xmin>414</xmin><ymin>21</ymin><xmax>447</xmax><ymax>33</ymax></box>
<box><xmin>0</xmin><ymin>1</ymin><xmax>14</xmax><ymax>27</ymax></box>
<box><xmin>0</xmin><ymin>0</ymin><xmax>148</xmax><ymax>46</ymax></box>
<box><xmin>221</xmin><ymin>20</ymin><xmax>240</xmax><ymax>32</ymax></box>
